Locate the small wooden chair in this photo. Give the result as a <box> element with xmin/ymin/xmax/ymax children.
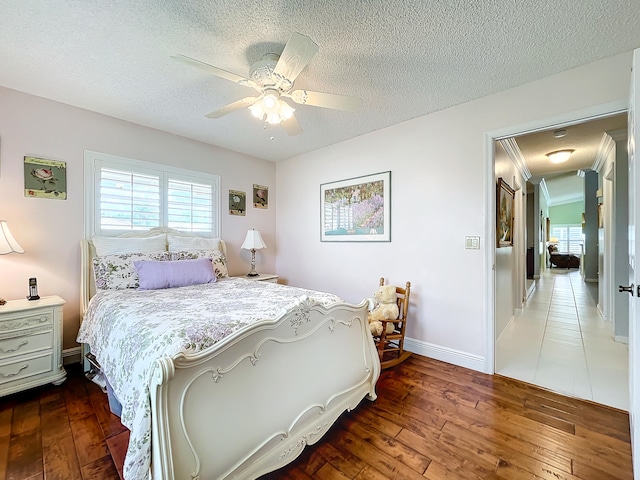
<box><xmin>374</xmin><ymin>277</ymin><xmax>412</xmax><ymax>369</ymax></box>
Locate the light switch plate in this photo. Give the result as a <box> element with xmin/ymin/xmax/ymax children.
<box><xmin>465</xmin><ymin>236</ymin><xmax>480</xmax><ymax>249</ymax></box>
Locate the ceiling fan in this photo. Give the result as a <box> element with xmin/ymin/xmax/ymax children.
<box><xmin>172</xmin><ymin>33</ymin><xmax>362</xmax><ymax>136</ymax></box>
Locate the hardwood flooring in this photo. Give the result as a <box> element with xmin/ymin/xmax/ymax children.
<box><xmin>0</xmin><ymin>355</ymin><xmax>632</xmax><ymax>479</ymax></box>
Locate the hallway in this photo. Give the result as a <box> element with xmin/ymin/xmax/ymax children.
<box><xmin>496</xmin><ymin>268</ymin><xmax>628</xmax><ymax>411</ymax></box>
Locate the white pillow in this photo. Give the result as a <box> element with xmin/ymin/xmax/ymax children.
<box><xmin>167</xmin><ymin>234</ymin><xmax>221</xmax><ymax>252</ymax></box>
<box><xmin>92</xmin><ymin>234</ymin><xmax>167</xmax><ymax>256</ymax></box>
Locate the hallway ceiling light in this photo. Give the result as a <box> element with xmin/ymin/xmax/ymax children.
<box><xmin>546</xmin><ymin>149</ymin><xmax>574</xmax><ymax>164</ymax></box>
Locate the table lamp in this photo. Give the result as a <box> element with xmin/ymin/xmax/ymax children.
<box><xmin>241</xmin><ymin>229</ymin><xmax>266</xmax><ymax>277</ymax></box>
<box><xmin>0</xmin><ymin>221</ymin><xmax>25</xmax><ymax>305</ymax></box>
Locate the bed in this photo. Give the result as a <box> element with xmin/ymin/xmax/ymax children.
<box><xmin>77</xmin><ymin>228</ymin><xmax>380</xmax><ymax>480</ymax></box>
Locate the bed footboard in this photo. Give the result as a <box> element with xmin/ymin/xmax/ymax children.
<box><xmin>149</xmin><ymin>297</ymin><xmax>379</xmax><ymax>480</ymax></box>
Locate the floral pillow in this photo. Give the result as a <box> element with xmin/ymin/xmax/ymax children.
<box><xmin>171</xmin><ymin>249</ymin><xmax>229</xmax><ymax>279</ymax></box>
<box><xmin>93</xmin><ymin>251</ymin><xmax>171</xmax><ymax>290</ymax></box>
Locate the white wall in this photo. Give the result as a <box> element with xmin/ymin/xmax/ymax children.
<box><xmin>0</xmin><ymin>87</ymin><xmax>276</xmax><ymax>349</ymax></box>
<box><xmin>494</xmin><ymin>142</ymin><xmax>523</xmax><ymax>340</ymax></box>
<box><xmin>276</xmin><ymin>51</ymin><xmax>632</xmax><ymax>370</ymax></box>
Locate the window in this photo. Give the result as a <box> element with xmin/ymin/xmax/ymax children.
<box><xmin>85</xmin><ymin>151</ymin><xmax>220</xmax><ymax>238</ymax></box>
<box><xmin>550</xmin><ymin>224</ymin><xmax>584</xmax><ymax>255</ymax></box>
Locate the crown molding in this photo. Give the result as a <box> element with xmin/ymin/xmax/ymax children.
<box><xmin>499</xmin><ymin>138</ymin><xmax>531</xmax><ymax>181</ymax></box>
<box><xmin>592</xmin><ymin>132</ymin><xmax>615</xmax><ymax>173</ymax></box>
<box><xmin>607</xmin><ymin>128</ymin><xmax>627</xmax><ymax>142</ymax></box>
<box><xmin>539</xmin><ymin>178</ymin><xmax>550</xmax><ymax>205</ymax></box>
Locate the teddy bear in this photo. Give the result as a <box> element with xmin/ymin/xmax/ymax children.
<box><xmin>368</xmin><ymin>284</ymin><xmax>399</xmax><ymax>336</ymax></box>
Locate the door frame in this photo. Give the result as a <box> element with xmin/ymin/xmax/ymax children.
<box><xmin>484</xmin><ymin>100</ymin><xmax>627</xmax><ymax>375</ymax></box>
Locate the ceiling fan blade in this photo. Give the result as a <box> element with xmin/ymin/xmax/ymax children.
<box><xmin>288</xmin><ymin>90</ymin><xmax>362</xmax><ymax>112</ymax></box>
<box><xmin>281</xmin><ymin>115</ymin><xmax>303</xmax><ymax>136</ymax></box>
<box><xmin>172</xmin><ymin>54</ymin><xmax>258</xmax><ymax>89</ymax></box>
<box><xmin>205</xmin><ymin>97</ymin><xmax>259</xmax><ymax>119</ymax></box>
<box><xmin>273</xmin><ymin>33</ymin><xmax>319</xmax><ymax>85</ymax></box>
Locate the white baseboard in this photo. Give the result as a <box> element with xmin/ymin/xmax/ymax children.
<box><xmin>615</xmin><ymin>335</ymin><xmax>629</xmax><ymax>344</ymax></box>
<box><xmin>526</xmin><ymin>281</ymin><xmax>536</xmax><ymax>299</ymax></box>
<box><xmin>404</xmin><ymin>337</ymin><xmax>485</xmax><ymax>373</ymax></box>
<box><xmin>62</xmin><ymin>346</ymin><xmax>82</xmax><ymax>365</ymax></box>
<box><xmin>496</xmin><ymin>315</ymin><xmax>515</xmax><ymax>344</ymax></box>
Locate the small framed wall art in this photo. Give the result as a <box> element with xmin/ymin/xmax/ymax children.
<box><xmin>496</xmin><ymin>177</ymin><xmax>515</xmax><ymax>247</ymax></box>
<box><xmin>229</xmin><ymin>190</ymin><xmax>246</xmax><ymax>216</ymax></box>
<box><xmin>253</xmin><ymin>184</ymin><xmax>268</xmax><ymax>209</ymax></box>
<box><xmin>24</xmin><ymin>156</ymin><xmax>67</xmax><ymax>200</ymax></box>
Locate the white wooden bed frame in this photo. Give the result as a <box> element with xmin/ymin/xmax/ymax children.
<box><xmin>80</xmin><ymin>228</ymin><xmax>380</xmax><ymax>479</ymax></box>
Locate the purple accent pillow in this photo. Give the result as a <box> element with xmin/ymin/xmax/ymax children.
<box><xmin>134</xmin><ymin>258</ymin><xmax>216</xmax><ymax>290</ymax></box>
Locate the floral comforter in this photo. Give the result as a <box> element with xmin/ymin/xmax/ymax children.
<box><xmin>76</xmin><ymin>278</ymin><xmax>341</xmax><ymax>480</ymax></box>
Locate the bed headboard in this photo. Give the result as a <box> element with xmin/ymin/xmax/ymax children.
<box><xmin>80</xmin><ymin>227</ymin><xmax>228</xmax><ymax>320</ymax></box>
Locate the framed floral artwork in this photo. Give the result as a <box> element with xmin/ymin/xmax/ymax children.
<box><xmin>229</xmin><ymin>190</ymin><xmax>246</xmax><ymax>216</ymax></box>
<box><xmin>24</xmin><ymin>156</ymin><xmax>67</xmax><ymax>200</ymax></box>
<box><xmin>253</xmin><ymin>184</ymin><xmax>268</xmax><ymax>209</ymax></box>
<box><xmin>321</xmin><ymin>171</ymin><xmax>391</xmax><ymax>242</ymax></box>
<box><xmin>496</xmin><ymin>177</ymin><xmax>515</xmax><ymax>247</ymax></box>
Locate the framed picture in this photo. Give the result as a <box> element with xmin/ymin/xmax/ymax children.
<box><xmin>496</xmin><ymin>177</ymin><xmax>515</xmax><ymax>247</ymax></box>
<box><xmin>229</xmin><ymin>190</ymin><xmax>246</xmax><ymax>216</ymax></box>
<box><xmin>253</xmin><ymin>184</ymin><xmax>268</xmax><ymax>209</ymax></box>
<box><xmin>24</xmin><ymin>156</ymin><xmax>67</xmax><ymax>200</ymax></box>
<box><xmin>321</xmin><ymin>171</ymin><xmax>391</xmax><ymax>242</ymax></box>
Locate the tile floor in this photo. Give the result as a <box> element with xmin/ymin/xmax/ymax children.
<box><xmin>496</xmin><ymin>268</ymin><xmax>629</xmax><ymax>411</ymax></box>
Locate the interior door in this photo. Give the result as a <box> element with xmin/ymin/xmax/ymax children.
<box><xmin>628</xmin><ymin>48</ymin><xmax>639</xmax><ymax>478</ymax></box>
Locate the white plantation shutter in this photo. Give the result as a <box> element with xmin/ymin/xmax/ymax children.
<box><xmin>85</xmin><ymin>151</ymin><xmax>220</xmax><ymax>238</ymax></box>
<box><xmin>167</xmin><ymin>179</ymin><xmax>213</xmax><ymax>232</ymax></box>
<box><xmin>100</xmin><ymin>168</ymin><xmax>161</xmax><ymax>230</ymax></box>
<box><xmin>550</xmin><ymin>225</ymin><xmax>584</xmax><ymax>255</ymax></box>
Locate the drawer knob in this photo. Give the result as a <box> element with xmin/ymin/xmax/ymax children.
<box><xmin>0</xmin><ymin>340</ymin><xmax>28</xmax><ymax>354</ymax></box>
<box><xmin>0</xmin><ymin>364</ymin><xmax>28</xmax><ymax>378</ymax></box>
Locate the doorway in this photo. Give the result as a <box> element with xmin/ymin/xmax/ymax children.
<box><xmin>489</xmin><ymin>111</ymin><xmax>629</xmax><ymax>410</ymax></box>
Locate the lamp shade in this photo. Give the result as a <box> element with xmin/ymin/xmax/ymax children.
<box><xmin>241</xmin><ymin>229</ymin><xmax>267</xmax><ymax>250</ymax></box>
<box><xmin>0</xmin><ymin>221</ymin><xmax>24</xmax><ymax>255</ymax></box>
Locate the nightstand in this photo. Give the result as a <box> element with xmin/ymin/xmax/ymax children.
<box><xmin>0</xmin><ymin>295</ymin><xmax>67</xmax><ymax>396</ymax></box>
<box><xmin>234</xmin><ymin>273</ymin><xmax>279</xmax><ymax>283</ymax></box>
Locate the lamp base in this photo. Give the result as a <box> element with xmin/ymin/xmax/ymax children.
<box><xmin>246</xmin><ymin>273</ymin><xmax>260</xmax><ymax>277</ymax></box>
<box><xmin>0</xmin><ymin>298</ymin><xmax>5</xmax><ymax>306</ymax></box>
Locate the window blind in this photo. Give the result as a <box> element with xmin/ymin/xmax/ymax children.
<box><xmin>100</xmin><ymin>168</ymin><xmax>160</xmax><ymax>230</ymax></box>
<box><xmin>551</xmin><ymin>225</ymin><xmax>584</xmax><ymax>255</ymax></box>
<box><xmin>86</xmin><ymin>151</ymin><xmax>220</xmax><ymax>238</ymax></box>
<box><xmin>167</xmin><ymin>179</ymin><xmax>213</xmax><ymax>232</ymax></box>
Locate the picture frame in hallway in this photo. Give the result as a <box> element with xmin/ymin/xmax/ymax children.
<box><xmin>496</xmin><ymin>177</ymin><xmax>514</xmax><ymax>247</ymax></box>
<box><xmin>321</xmin><ymin>171</ymin><xmax>391</xmax><ymax>242</ymax></box>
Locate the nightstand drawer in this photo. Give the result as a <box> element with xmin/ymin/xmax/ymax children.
<box><xmin>0</xmin><ymin>352</ymin><xmax>53</xmax><ymax>385</ymax></box>
<box><xmin>0</xmin><ymin>330</ymin><xmax>53</xmax><ymax>361</ymax></box>
<box><xmin>0</xmin><ymin>311</ymin><xmax>52</xmax><ymax>335</ymax></box>
<box><xmin>0</xmin><ymin>296</ymin><xmax>66</xmax><ymax>396</ymax></box>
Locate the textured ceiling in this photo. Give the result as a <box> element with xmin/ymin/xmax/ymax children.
<box><xmin>516</xmin><ymin>113</ymin><xmax>627</xmax><ymax>205</ymax></box>
<box><xmin>1</xmin><ymin>1</ymin><xmax>639</xmax><ymax>162</ymax></box>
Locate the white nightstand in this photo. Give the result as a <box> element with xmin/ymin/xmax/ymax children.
<box><xmin>0</xmin><ymin>295</ymin><xmax>67</xmax><ymax>396</ymax></box>
<box><xmin>234</xmin><ymin>273</ymin><xmax>279</xmax><ymax>283</ymax></box>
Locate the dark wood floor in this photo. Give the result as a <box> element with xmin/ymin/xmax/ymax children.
<box><xmin>0</xmin><ymin>355</ymin><xmax>632</xmax><ymax>479</ymax></box>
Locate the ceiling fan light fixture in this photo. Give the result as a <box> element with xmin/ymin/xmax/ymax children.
<box><xmin>249</xmin><ymin>102</ymin><xmax>265</xmax><ymax>119</ymax></box>
<box><xmin>546</xmin><ymin>149</ymin><xmax>574</xmax><ymax>164</ymax></box>
<box><xmin>262</xmin><ymin>92</ymin><xmax>279</xmax><ymax>110</ymax></box>
<box><xmin>266</xmin><ymin>112</ymin><xmax>281</xmax><ymax>125</ymax></box>
<box><xmin>279</xmin><ymin>100</ymin><xmax>295</xmax><ymax>120</ymax></box>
